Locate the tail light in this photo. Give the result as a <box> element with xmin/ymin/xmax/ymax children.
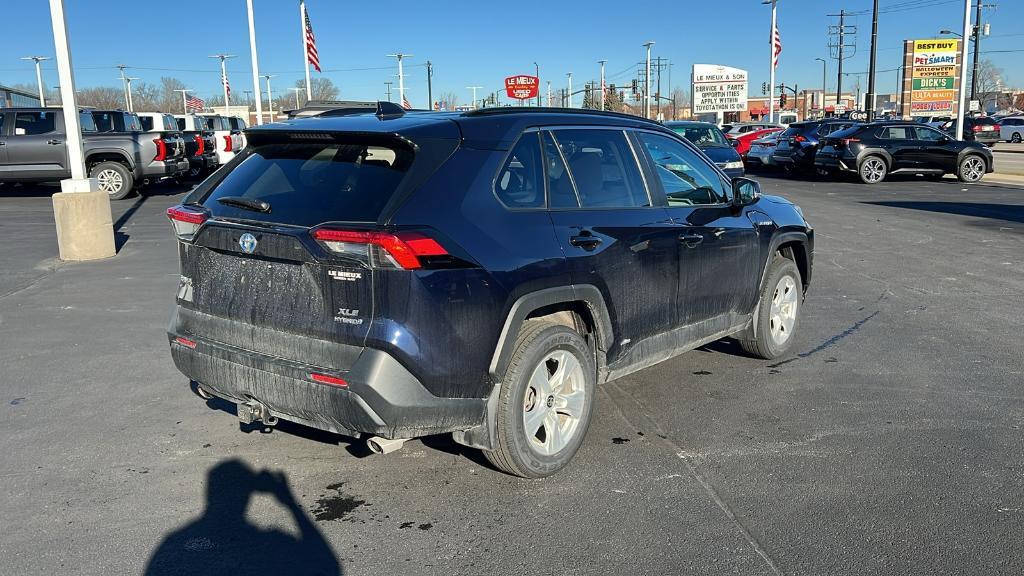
<box><xmin>167</xmin><ymin>205</ymin><xmax>208</xmax><ymax>241</ymax></box>
<box><xmin>194</xmin><ymin>135</ymin><xmax>205</xmax><ymax>157</ymax></box>
<box><xmin>794</xmin><ymin>135</ymin><xmax>808</xmax><ymax>143</ymax></box>
<box><xmin>312</xmin><ymin>228</ymin><xmax>448</xmax><ymax>270</ymax></box>
<box><xmin>310</xmin><ymin>373</ymin><xmax>347</xmax><ymax>388</ymax></box>
<box><xmin>839</xmin><ymin>138</ymin><xmax>860</xmax><ymax>147</ymax></box>
<box><xmin>972</xmin><ymin>125</ymin><xmax>982</xmax><ymax>132</ymax></box>
<box><xmin>173</xmin><ymin>336</ymin><xmax>197</xmax><ymax>349</ymax></box>
<box><xmin>223</xmin><ymin>135</ymin><xmax>233</xmax><ymax>152</ymax></box>
<box><xmin>153</xmin><ymin>138</ymin><xmax>167</xmax><ymax>162</ymax></box>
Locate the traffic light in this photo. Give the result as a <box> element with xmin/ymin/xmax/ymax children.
<box><xmin>631</xmin><ymin>78</ymin><xmax>638</xmax><ymax>94</ymax></box>
<box><xmin>762</xmin><ymin>81</ymin><xmax>768</xmax><ymax>95</ymax></box>
<box><xmin>780</xmin><ymin>92</ymin><xmax>787</xmax><ymax>108</ymax></box>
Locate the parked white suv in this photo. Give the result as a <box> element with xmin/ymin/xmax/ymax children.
<box><xmin>999</xmin><ymin>116</ymin><xmax>1024</xmax><ymax>143</ymax></box>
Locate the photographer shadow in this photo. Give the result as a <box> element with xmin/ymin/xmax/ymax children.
<box><xmin>144</xmin><ymin>459</ymin><xmax>341</xmax><ymax>575</ymax></box>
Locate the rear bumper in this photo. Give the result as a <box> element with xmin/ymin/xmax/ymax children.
<box><xmin>168</xmin><ymin>308</ymin><xmax>486</xmax><ymax>439</ymax></box>
<box><xmin>144</xmin><ymin>159</ymin><xmax>189</xmax><ymax>178</ymax></box>
<box><xmin>815</xmin><ymin>154</ymin><xmax>856</xmax><ymax>172</ymax></box>
<box><xmin>187</xmin><ymin>155</ymin><xmax>219</xmax><ymax>171</ymax></box>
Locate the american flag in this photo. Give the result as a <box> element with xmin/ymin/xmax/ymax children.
<box><xmin>401</xmin><ymin>95</ymin><xmax>412</xmax><ymax>110</ymax></box>
<box><xmin>186</xmin><ymin>94</ymin><xmax>205</xmax><ymax>112</ymax></box>
<box><xmin>305</xmin><ymin>9</ymin><xmax>321</xmax><ymax>72</ymax></box>
<box><xmin>772</xmin><ymin>26</ymin><xmax>783</xmax><ymax>69</ymax></box>
<box><xmin>222</xmin><ymin>71</ymin><xmax>231</xmax><ymax>97</ymax></box>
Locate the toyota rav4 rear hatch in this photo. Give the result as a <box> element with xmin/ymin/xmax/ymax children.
<box><xmin>168</xmin><ymin>126</ymin><xmax>459</xmax><ymax>369</ymax></box>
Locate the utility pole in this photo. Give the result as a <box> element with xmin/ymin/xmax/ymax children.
<box><xmin>534</xmin><ymin>62</ymin><xmax>541</xmax><ymax>106</ymax></box>
<box><xmin>290</xmin><ymin>87</ymin><xmax>303</xmax><ymax>108</ymax></box>
<box><xmin>837</xmin><ymin>10</ymin><xmax>845</xmax><ymax>108</ymax></box>
<box><xmin>21</xmin><ymin>56</ymin><xmax>51</xmax><ymax>106</ymax></box>
<box><xmin>209</xmin><ymin>54</ymin><xmax>236</xmax><ymax>110</ymax></box>
<box><xmin>598</xmin><ymin>60</ymin><xmax>607</xmax><ymax>111</ymax></box>
<box><xmin>866</xmin><ymin>0</ymin><xmax>879</xmax><ymax>119</ymax></box>
<box><xmin>125</xmin><ymin>77</ymin><xmax>139</xmax><ymax>112</ymax></box>
<box><xmin>970</xmin><ymin>3</ymin><xmax>995</xmax><ymax>103</ymax></box>
<box><xmin>384</xmin><ymin>81</ymin><xmax>393</xmax><ymax>102</ymax></box>
<box><xmin>173</xmin><ymin>88</ymin><xmax>191</xmax><ymax>114</ymax></box>
<box><xmin>956</xmin><ymin>0</ymin><xmax>971</xmax><ymax>140</ymax></box>
<box><xmin>116</xmin><ymin>64</ymin><xmax>129</xmax><ymax>110</ymax></box>
<box><xmin>245</xmin><ymin>0</ymin><xmax>264</xmax><ymax>125</ymax></box>
<box><xmin>467</xmin><ymin>86</ymin><xmax>482</xmax><ymax>109</ymax></box>
<box><xmin>643</xmin><ymin>41</ymin><xmax>655</xmax><ymax>119</ymax></box>
<box><xmin>386</xmin><ymin>53</ymin><xmax>413</xmax><ymax>105</ymax></box>
<box><xmin>243</xmin><ymin>90</ymin><xmax>253</xmax><ymax>107</ymax></box>
<box><xmin>263</xmin><ymin>74</ymin><xmax>275</xmax><ymax>123</ymax></box>
<box><xmin>566</xmin><ymin>72</ymin><xmax>573</xmax><ymax>108</ymax></box>
<box><xmin>426</xmin><ymin>60</ymin><xmax>433</xmax><ymax>110</ymax></box>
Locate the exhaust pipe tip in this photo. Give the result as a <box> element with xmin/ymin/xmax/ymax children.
<box><xmin>366</xmin><ymin>436</ymin><xmax>408</xmax><ymax>455</ymax></box>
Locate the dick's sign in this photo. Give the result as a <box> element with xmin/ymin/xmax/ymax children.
<box><xmin>505</xmin><ymin>75</ymin><xmax>539</xmax><ymax>100</ymax></box>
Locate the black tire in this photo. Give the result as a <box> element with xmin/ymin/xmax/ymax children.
<box><xmin>739</xmin><ymin>256</ymin><xmax>803</xmax><ymax>360</ymax></box>
<box><xmin>858</xmin><ymin>155</ymin><xmax>887</xmax><ymax>184</ymax></box>
<box><xmin>89</xmin><ymin>161</ymin><xmax>135</xmax><ymax>200</ymax></box>
<box><xmin>1012</xmin><ymin>133</ymin><xmax>1022</xmax><ymax>144</ymax></box>
<box><xmin>484</xmin><ymin>321</ymin><xmax>596</xmax><ymax>478</ymax></box>
<box><xmin>956</xmin><ymin>154</ymin><xmax>986</xmax><ymax>183</ymax></box>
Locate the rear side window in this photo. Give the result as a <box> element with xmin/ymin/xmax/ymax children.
<box><xmin>176</xmin><ymin>117</ymin><xmax>187</xmax><ymax>131</ymax></box>
<box><xmin>229</xmin><ymin>117</ymin><xmax>246</xmax><ymax>130</ymax></box>
<box><xmin>93</xmin><ymin>113</ymin><xmax>114</xmax><ymax>132</ymax></box>
<box><xmin>547</xmin><ymin>129</ymin><xmax>649</xmax><ymax>209</ymax></box>
<box><xmin>163</xmin><ymin>115</ymin><xmax>178</xmax><ymax>131</ymax></box>
<box><xmin>202</xmin><ymin>140</ymin><xmax>413</xmax><ymax>226</ymax></box>
<box><xmin>878</xmin><ymin>126</ymin><xmax>913</xmax><ymax>140</ymax></box>
<box><xmin>140</xmin><ymin>116</ymin><xmax>154</xmax><ymax>131</ymax></box>
<box><xmin>495</xmin><ymin>133</ymin><xmax>544</xmax><ymax>208</ymax></box>
<box><xmin>79</xmin><ymin>112</ymin><xmax>97</xmax><ymax>132</ymax></box>
<box><xmin>125</xmin><ymin>115</ymin><xmax>142</xmax><ymax>131</ymax></box>
<box><xmin>14</xmin><ymin>111</ymin><xmax>56</xmax><ymax>135</ymax></box>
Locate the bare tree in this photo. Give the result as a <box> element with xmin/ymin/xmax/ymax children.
<box><xmin>294</xmin><ymin>77</ymin><xmax>339</xmax><ymax>101</ymax></box>
<box><xmin>969</xmin><ymin>59</ymin><xmax>1003</xmax><ymax>111</ymax></box>
<box><xmin>436</xmin><ymin>91</ymin><xmax>458</xmax><ymax>110</ymax></box>
<box><xmin>669</xmin><ymin>87</ymin><xmax>690</xmax><ymax>120</ymax></box>
<box><xmin>77</xmin><ymin>86</ymin><xmax>126</xmax><ymax>109</ymax></box>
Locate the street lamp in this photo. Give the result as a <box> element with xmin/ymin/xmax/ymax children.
<box><xmin>21</xmin><ymin>56</ymin><xmax>51</xmax><ymax>106</ymax></box>
<box><xmin>815</xmin><ymin>58</ymin><xmax>827</xmax><ymax>114</ymax></box>
<box><xmin>290</xmin><ymin>87</ymin><xmax>303</xmax><ymax>109</ymax></box>
<box><xmin>643</xmin><ymin>41</ymin><xmax>655</xmax><ymax>119</ymax></box>
<box><xmin>939</xmin><ymin>29</ymin><xmax>963</xmax><ymax>38</ymax></box>
<box><xmin>533</xmin><ymin>61</ymin><xmax>540</xmax><ymax>107</ymax></box>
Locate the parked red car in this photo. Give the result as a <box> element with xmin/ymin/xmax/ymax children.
<box><xmin>727</xmin><ymin>127</ymin><xmax>784</xmax><ymax>159</ymax></box>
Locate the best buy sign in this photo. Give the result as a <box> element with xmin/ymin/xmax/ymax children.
<box><xmin>913</xmin><ymin>77</ymin><xmax>954</xmax><ymax>90</ymax></box>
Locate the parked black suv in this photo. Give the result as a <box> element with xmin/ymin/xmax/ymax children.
<box><xmin>772</xmin><ymin>119</ymin><xmax>860</xmax><ymax>173</ymax></box>
<box><xmin>166</xmin><ymin>106</ymin><xmax>813</xmax><ymax>477</ymax></box>
<box><xmin>815</xmin><ymin>121</ymin><xmax>994</xmax><ymax>184</ymax></box>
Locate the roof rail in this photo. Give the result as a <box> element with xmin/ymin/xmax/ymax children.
<box><xmin>288</xmin><ymin>100</ymin><xmax>407</xmax><ymax>119</ymax></box>
<box><xmin>462</xmin><ymin>106</ymin><xmax>663</xmax><ymax>125</ymax></box>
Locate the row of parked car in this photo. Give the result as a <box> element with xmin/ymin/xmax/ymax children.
<box><xmin>0</xmin><ymin>107</ymin><xmax>249</xmax><ymax>199</ymax></box>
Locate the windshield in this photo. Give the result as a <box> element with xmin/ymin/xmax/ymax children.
<box><xmin>671</xmin><ymin>125</ymin><xmax>729</xmax><ymax>147</ymax></box>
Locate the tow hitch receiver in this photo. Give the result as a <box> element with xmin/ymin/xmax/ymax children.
<box><xmin>238</xmin><ymin>399</ymin><xmax>278</xmax><ymax>426</ymax></box>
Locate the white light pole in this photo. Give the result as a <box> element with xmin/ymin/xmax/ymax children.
<box><xmin>116</xmin><ymin>64</ymin><xmax>129</xmax><ymax>109</ymax></box>
<box><xmin>955</xmin><ymin>0</ymin><xmax>971</xmax><ymax>140</ymax></box>
<box><xmin>173</xmin><ymin>88</ymin><xmax>192</xmax><ymax>114</ymax></box>
<box><xmin>467</xmin><ymin>86</ymin><xmax>482</xmax><ymax>109</ymax></box>
<box><xmin>598</xmin><ymin>60</ymin><xmax>607</xmax><ymax>111</ymax></box>
<box><xmin>48</xmin><ymin>0</ymin><xmax>115</xmax><ymax>261</ymax></box>
<box><xmin>765</xmin><ymin>0</ymin><xmax>778</xmax><ymax>123</ymax></box>
<box><xmin>209</xmin><ymin>54</ymin><xmax>236</xmax><ymax>111</ymax></box>
<box><xmin>566</xmin><ymin>72</ymin><xmax>573</xmax><ymax>108</ymax></box>
<box><xmin>387</xmin><ymin>53</ymin><xmax>413</xmax><ymax>105</ymax></box>
<box><xmin>125</xmin><ymin>77</ymin><xmax>139</xmax><ymax>112</ymax></box>
<box><xmin>264</xmin><ymin>74</ymin><xmax>276</xmax><ymax>122</ymax></box>
<box><xmin>547</xmin><ymin>81</ymin><xmax>552</xmax><ymax>107</ymax></box>
<box><xmin>299</xmin><ymin>0</ymin><xmax>312</xmax><ymax>101</ymax></box>
<box><xmin>291</xmin><ymin>86</ymin><xmax>303</xmax><ymax>109</ymax></box>
<box><xmin>21</xmin><ymin>56</ymin><xmax>51</xmax><ymax>107</ymax></box>
<box><xmin>245</xmin><ymin>0</ymin><xmax>264</xmax><ymax>125</ymax></box>
<box><xmin>643</xmin><ymin>41</ymin><xmax>655</xmax><ymax>119</ymax></box>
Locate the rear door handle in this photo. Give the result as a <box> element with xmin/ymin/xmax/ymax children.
<box><xmin>569</xmin><ymin>234</ymin><xmax>602</xmax><ymax>251</ymax></box>
<box><xmin>679</xmin><ymin>233</ymin><xmax>704</xmax><ymax>248</ymax></box>
<box><xmin>47</xmin><ymin>139</ymin><xmax>63</xmax><ymax>145</ymax></box>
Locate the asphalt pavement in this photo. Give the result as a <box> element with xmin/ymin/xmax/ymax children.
<box><xmin>1</xmin><ymin>172</ymin><xmax>1022</xmax><ymax>575</ymax></box>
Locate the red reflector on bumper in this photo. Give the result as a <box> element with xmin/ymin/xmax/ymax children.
<box><xmin>174</xmin><ymin>336</ymin><xmax>197</xmax><ymax>349</ymax></box>
<box><xmin>310</xmin><ymin>373</ymin><xmax>348</xmax><ymax>387</ymax></box>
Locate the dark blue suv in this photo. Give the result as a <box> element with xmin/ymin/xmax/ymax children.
<box><xmin>167</xmin><ymin>105</ymin><xmax>813</xmax><ymax>477</ymax></box>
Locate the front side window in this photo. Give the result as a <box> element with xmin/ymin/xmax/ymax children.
<box><xmin>14</xmin><ymin>112</ymin><xmax>56</xmax><ymax>135</ymax></box>
<box><xmin>638</xmin><ymin>132</ymin><xmax>729</xmax><ymax>206</ymax></box>
<box><xmin>878</xmin><ymin>126</ymin><xmax>913</xmax><ymax>140</ymax></box>
<box><xmin>915</xmin><ymin>126</ymin><xmax>947</xmax><ymax>142</ymax></box>
<box><xmin>494</xmin><ymin>132</ymin><xmax>544</xmax><ymax>208</ymax></box>
<box><xmin>546</xmin><ymin>129</ymin><xmax>649</xmax><ymax>209</ymax></box>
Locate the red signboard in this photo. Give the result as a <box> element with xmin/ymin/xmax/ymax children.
<box><xmin>505</xmin><ymin>75</ymin><xmax>539</xmax><ymax>100</ymax></box>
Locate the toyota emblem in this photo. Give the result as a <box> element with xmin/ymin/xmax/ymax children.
<box><xmin>239</xmin><ymin>233</ymin><xmax>257</xmax><ymax>254</ymax></box>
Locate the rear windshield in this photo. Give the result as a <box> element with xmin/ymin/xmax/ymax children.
<box><xmin>201</xmin><ymin>141</ymin><xmax>414</xmax><ymax>226</ymax></box>
<box><xmin>972</xmin><ymin>117</ymin><xmax>997</xmax><ymax>126</ymax></box>
<box><xmin>828</xmin><ymin>126</ymin><xmax>863</xmax><ymax>139</ymax></box>
<box><xmin>780</xmin><ymin>126</ymin><xmax>802</xmax><ymax>138</ymax></box>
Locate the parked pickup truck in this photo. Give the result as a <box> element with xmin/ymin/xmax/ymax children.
<box><xmin>0</xmin><ymin>107</ymin><xmax>149</xmax><ymax>199</ymax></box>
<box><xmin>194</xmin><ymin>114</ymin><xmax>243</xmax><ymax>165</ymax></box>
<box><xmin>173</xmin><ymin>114</ymin><xmax>219</xmax><ymax>179</ymax></box>
<box><xmin>93</xmin><ymin>110</ymin><xmax>189</xmax><ymax>186</ymax></box>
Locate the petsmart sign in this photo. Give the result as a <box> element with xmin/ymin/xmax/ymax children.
<box><xmin>910</xmin><ymin>38</ymin><xmax>960</xmax><ymax>113</ymax></box>
<box><xmin>691</xmin><ymin>64</ymin><xmax>748</xmax><ymax>114</ymax></box>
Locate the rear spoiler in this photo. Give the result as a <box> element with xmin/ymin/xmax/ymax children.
<box><xmin>284</xmin><ymin>100</ymin><xmax>408</xmax><ymax>119</ymax></box>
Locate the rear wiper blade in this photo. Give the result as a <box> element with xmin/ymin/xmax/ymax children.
<box><xmin>217</xmin><ymin>196</ymin><xmax>270</xmax><ymax>213</ymax></box>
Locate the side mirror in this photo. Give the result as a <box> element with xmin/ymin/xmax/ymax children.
<box><xmin>729</xmin><ymin>138</ymin><xmax>740</xmax><ymax>148</ymax></box>
<box><xmin>732</xmin><ymin>177</ymin><xmax>761</xmax><ymax>207</ymax></box>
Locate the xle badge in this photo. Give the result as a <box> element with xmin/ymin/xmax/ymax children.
<box><xmin>239</xmin><ymin>233</ymin><xmax>257</xmax><ymax>254</ymax></box>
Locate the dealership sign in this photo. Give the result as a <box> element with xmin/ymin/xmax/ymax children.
<box><xmin>691</xmin><ymin>64</ymin><xmax>748</xmax><ymax>114</ymax></box>
<box><xmin>909</xmin><ymin>38</ymin><xmax>960</xmax><ymax>115</ymax></box>
<box><xmin>505</xmin><ymin>75</ymin><xmax>539</xmax><ymax>100</ymax></box>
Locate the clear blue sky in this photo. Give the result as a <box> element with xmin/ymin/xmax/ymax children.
<box><xmin>2</xmin><ymin>0</ymin><xmax>1022</xmax><ymax>107</ymax></box>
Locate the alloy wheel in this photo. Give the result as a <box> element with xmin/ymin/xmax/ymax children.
<box><xmin>96</xmin><ymin>169</ymin><xmax>123</xmax><ymax>194</ymax></box>
<box><xmin>769</xmin><ymin>275</ymin><xmax>799</xmax><ymax>346</ymax></box>
<box><xmin>522</xmin><ymin>350</ymin><xmax>586</xmax><ymax>456</ymax></box>
<box><xmin>861</xmin><ymin>158</ymin><xmax>886</xmax><ymax>183</ymax></box>
<box><xmin>961</xmin><ymin>156</ymin><xmax>985</xmax><ymax>182</ymax></box>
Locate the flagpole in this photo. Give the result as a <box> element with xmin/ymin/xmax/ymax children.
<box><xmin>300</xmin><ymin>0</ymin><xmax>312</xmax><ymax>102</ymax></box>
<box><xmin>246</xmin><ymin>0</ymin><xmax>264</xmax><ymax>126</ymax></box>
<box><xmin>768</xmin><ymin>0</ymin><xmax>777</xmax><ymax>123</ymax></box>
